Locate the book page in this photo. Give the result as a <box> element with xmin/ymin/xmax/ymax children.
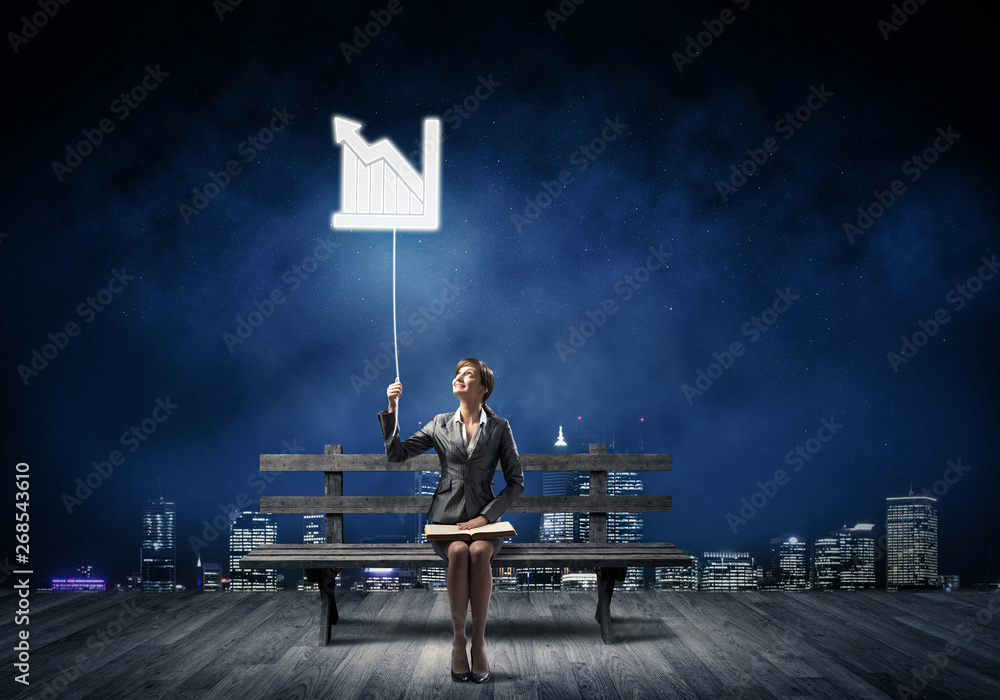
<box><xmin>424</xmin><ymin>521</ymin><xmax>517</xmax><ymax>540</ymax></box>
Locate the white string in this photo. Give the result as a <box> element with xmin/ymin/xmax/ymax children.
<box><xmin>392</xmin><ymin>228</ymin><xmax>399</xmax><ymax>437</ymax></box>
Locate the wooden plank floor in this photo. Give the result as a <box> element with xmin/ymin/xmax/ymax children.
<box><xmin>2</xmin><ymin>589</ymin><xmax>998</xmax><ymax>699</ymax></box>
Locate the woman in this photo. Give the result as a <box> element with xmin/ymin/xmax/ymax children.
<box><xmin>379</xmin><ymin>358</ymin><xmax>524</xmax><ymax>683</ymax></box>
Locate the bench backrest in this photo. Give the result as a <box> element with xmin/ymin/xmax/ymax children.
<box><xmin>259</xmin><ymin>444</ymin><xmax>673</xmax><ymax>544</ymax></box>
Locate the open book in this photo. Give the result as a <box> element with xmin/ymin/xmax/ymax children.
<box><xmin>424</xmin><ymin>521</ymin><xmax>517</xmax><ymax>541</ymax></box>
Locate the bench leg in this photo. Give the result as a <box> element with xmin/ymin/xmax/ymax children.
<box><xmin>595</xmin><ymin>567</ymin><xmax>626</xmax><ymax>644</ymax></box>
<box><xmin>307</xmin><ymin>568</ymin><xmax>341</xmax><ymax>645</ymax></box>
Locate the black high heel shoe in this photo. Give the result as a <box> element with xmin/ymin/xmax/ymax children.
<box><xmin>452</xmin><ymin>645</ymin><xmax>470</xmax><ymax>682</ymax></box>
<box><xmin>470</xmin><ymin>652</ymin><xmax>491</xmax><ymax>683</ymax></box>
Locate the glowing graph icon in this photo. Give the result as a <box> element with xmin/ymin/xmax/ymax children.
<box><xmin>331</xmin><ymin>116</ymin><xmax>441</xmax><ymax>231</ymax></box>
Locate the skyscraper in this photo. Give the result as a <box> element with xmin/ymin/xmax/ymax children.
<box><xmin>887</xmin><ymin>491</ymin><xmax>938</xmax><ymax>589</ymax></box>
<box><xmin>414</xmin><ymin>471</ymin><xmax>446</xmax><ymax>590</ymax></box>
<box><xmin>812</xmin><ymin>524</ymin><xmax>877</xmax><ymax>590</ymax></box>
<box><xmin>228</xmin><ymin>511</ymin><xmax>278</xmax><ymax>591</ymax></box>
<box><xmin>297</xmin><ymin>514</ymin><xmax>327</xmax><ymax>591</ymax></box>
<box><xmin>772</xmin><ymin>537</ymin><xmax>808</xmax><ymax>590</ymax></box>
<box><xmin>701</xmin><ymin>552</ymin><xmax>757</xmax><ymax>591</ymax></box>
<box><xmin>653</xmin><ymin>556</ymin><xmax>700</xmax><ymax>590</ymax></box>
<box><xmin>198</xmin><ymin>557</ymin><xmax>221</xmax><ymax>592</ymax></box>
<box><xmin>539</xmin><ymin>472</ymin><xmax>577</xmax><ymax>543</ymax></box>
<box><xmin>608</xmin><ymin>470</ymin><xmax>645</xmax><ymax>590</ymax></box>
<box><xmin>811</xmin><ymin>537</ymin><xmax>841</xmax><ymax>590</ymax></box>
<box><xmin>837</xmin><ymin>524</ymin><xmax>876</xmax><ymax>589</ymax></box>
<box><xmin>141</xmin><ymin>497</ymin><xmax>176</xmax><ymax>592</ymax></box>
<box><xmin>535</xmin><ymin>470</ymin><xmax>591</xmax><ymax>590</ymax></box>
<box><xmin>303</xmin><ymin>514</ymin><xmax>325</xmax><ymax>544</ymax></box>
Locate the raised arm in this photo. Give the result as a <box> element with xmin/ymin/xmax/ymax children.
<box><xmin>378</xmin><ymin>378</ymin><xmax>434</xmax><ymax>462</ymax></box>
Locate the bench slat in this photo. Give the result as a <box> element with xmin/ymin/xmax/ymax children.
<box><xmin>260</xmin><ymin>452</ymin><xmax>672</xmax><ymax>472</ymax></box>
<box><xmin>259</xmin><ymin>494</ymin><xmax>672</xmax><ymax>514</ymax></box>
<box><xmin>239</xmin><ymin>543</ymin><xmax>693</xmax><ymax>570</ymax></box>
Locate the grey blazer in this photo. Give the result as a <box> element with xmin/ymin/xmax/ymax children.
<box><xmin>378</xmin><ymin>410</ymin><xmax>525</xmax><ymax>524</ymax></box>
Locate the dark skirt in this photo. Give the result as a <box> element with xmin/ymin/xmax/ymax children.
<box><xmin>430</xmin><ymin>536</ymin><xmax>503</xmax><ymax>565</ymax></box>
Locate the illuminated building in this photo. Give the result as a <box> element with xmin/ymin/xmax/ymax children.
<box><xmin>811</xmin><ymin>537</ymin><xmax>841</xmax><ymax>590</ymax></box>
<box><xmin>298</xmin><ymin>514</ymin><xmax>326</xmax><ymax>591</ymax></box>
<box><xmin>228</xmin><ymin>511</ymin><xmax>278</xmax><ymax>591</ymax></box>
<box><xmin>141</xmin><ymin>497</ymin><xmax>176</xmax><ymax>592</ymax></box>
<box><xmin>701</xmin><ymin>552</ymin><xmax>756</xmax><ymax>591</ymax></box>
<box><xmin>837</xmin><ymin>524</ymin><xmax>876</xmax><ymax>589</ymax></box>
<box><xmin>198</xmin><ymin>556</ymin><xmax>221</xmax><ymax>592</ymax></box>
<box><xmin>608</xmin><ymin>470</ymin><xmax>645</xmax><ymax>590</ymax></box>
<box><xmin>414</xmin><ymin>471</ymin><xmax>446</xmax><ymax>590</ymax></box>
<box><xmin>52</xmin><ymin>578</ymin><xmax>105</xmax><ymax>592</ymax></box>
<box><xmin>653</xmin><ymin>556</ymin><xmax>699</xmax><ymax>590</ymax></box>
<box><xmin>772</xmin><ymin>537</ymin><xmax>808</xmax><ymax>590</ymax></box>
<box><xmin>887</xmin><ymin>491</ymin><xmax>938</xmax><ymax>590</ymax></box>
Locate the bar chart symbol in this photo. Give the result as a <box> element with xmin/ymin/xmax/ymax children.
<box><xmin>331</xmin><ymin>116</ymin><xmax>441</xmax><ymax>231</ymax></box>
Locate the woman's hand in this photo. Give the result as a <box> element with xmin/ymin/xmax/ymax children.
<box><xmin>457</xmin><ymin>515</ymin><xmax>488</xmax><ymax>530</ymax></box>
<box><xmin>386</xmin><ymin>378</ymin><xmax>401</xmax><ymax>413</ymax></box>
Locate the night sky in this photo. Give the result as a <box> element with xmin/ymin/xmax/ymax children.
<box><xmin>2</xmin><ymin>0</ymin><xmax>997</xmax><ymax>590</ymax></box>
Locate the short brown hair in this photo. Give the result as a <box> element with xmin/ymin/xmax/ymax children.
<box><xmin>456</xmin><ymin>358</ymin><xmax>496</xmax><ymax>416</ymax></box>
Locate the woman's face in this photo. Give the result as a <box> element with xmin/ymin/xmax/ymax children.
<box><xmin>453</xmin><ymin>364</ymin><xmax>486</xmax><ymax>403</ymax></box>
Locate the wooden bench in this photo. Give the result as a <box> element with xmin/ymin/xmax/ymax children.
<box><xmin>239</xmin><ymin>443</ymin><xmax>691</xmax><ymax>644</ymax></box>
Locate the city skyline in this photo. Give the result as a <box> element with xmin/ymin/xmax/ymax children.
<box><xmin>18</xmin><ymin>412</ymin><xmax>990</xmax><ymax>592</ymax></box>
<box><xmin>39</xmin><ymin>482</ymin><xmax>964</xmax><ymax>593</ymax></box>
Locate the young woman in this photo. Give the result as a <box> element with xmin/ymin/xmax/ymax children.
<box><xmin>379</xmin><ymin>358</ymin><xmax>524</xmax><ymax>683</ymax></box>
